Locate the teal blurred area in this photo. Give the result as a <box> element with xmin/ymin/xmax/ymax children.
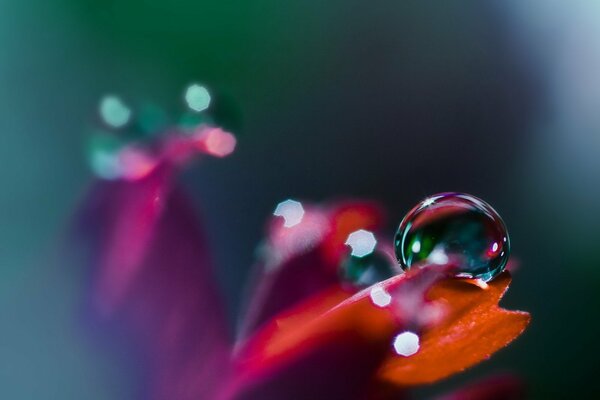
<box><xmin>1</xmin><ymin>0</ymin><xmax>599</xmax><ymax>398</ymax></box>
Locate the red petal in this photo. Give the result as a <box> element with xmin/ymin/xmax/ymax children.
<box><xmin>227</xmin><ymin>268</ymin><xmax>528</xmax><ymax>399</ymax></box>
<box><xmin>223</xmin><ymin>267</ymin><xmax>449</xmax><ymax>400</ymax></box>
<box><xmin>377</xmin><ymin>272</ymin><xmax>530</xmax><ymax>386</ymax></box>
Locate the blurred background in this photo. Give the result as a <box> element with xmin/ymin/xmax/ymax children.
<box><xmin>1</xmin><ymin>0</ymin><xmax>599</xmax><ymax>398</ymax></box>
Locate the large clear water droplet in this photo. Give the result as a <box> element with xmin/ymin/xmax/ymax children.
<box><xmin>394</xmin><ymin>193</ymin><xmax>510</xmax><ymax>282</ymax></box>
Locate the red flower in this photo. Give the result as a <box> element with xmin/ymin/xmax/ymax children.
<box><xmin>74</xmin><ymin>125</ymin><xmax>529</xmax><ymax>400</ymax></box>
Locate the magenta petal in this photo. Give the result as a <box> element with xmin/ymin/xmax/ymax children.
<box><xmin>75</xmin><ymin>168</ymin><xmax>231</xmax><ymax>399</ymax></box>
<box><xmin>237</xmin><ymin>202</ymin><xmax>384</xmax><ymax>340</ymax></box>
<box><xmin>80</xmin><ymin>167</ymin><xmax>173</xmax><ymax>316</ymax></box>
<box><xmin>237</xmin><ymin>247</ymin><xmax>339</xmax><ymax>340</ymax></box>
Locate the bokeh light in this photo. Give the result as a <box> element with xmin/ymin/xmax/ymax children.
<box><xmin>185</xmin><ymin>84</ymin><xmax>211</xmax><ymax>112</ymax></box>
<box><xmin>99</xmin><ymin>95</ymin><xmax>131</xmax><ymax>128</ymax></box>
<box><xmin>345</xmin><ymin>229</ymin><xmax>377</xmax><ymax>257</ymax></box>
<box><xmin>393</xmin><ymin>331</ymin><xmax>420</xmax><ymax>357</ymax></box>
<box><xmin>273</xmin><ymin>199</ymin><xmax>305</xmax><ymax>228</ymax></box>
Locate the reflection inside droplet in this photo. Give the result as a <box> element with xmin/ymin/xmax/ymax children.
<box><xmin>411</xmin><ymin>240</ymin><xmax>421</xmax><ymax>253</ymax></box>
<box><xmin>393</xmin><ymin>331</ymin><xmax>420</xmax><ymax>357</ymax></box>
<box><xmin>427</xmin><ymin>246</ymin><xmax>449</xmax><ymax>265</ymax></box>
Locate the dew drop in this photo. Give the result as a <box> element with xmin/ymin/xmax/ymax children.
<box><xmin>394</xmin><ymin>193</ymin><xmax>510</xmax><ymax>282</ymax></box>
<box><xmin>340</xmin><ymin>250</ymin><xmax>397</xmax><ymax>288</ymax></box>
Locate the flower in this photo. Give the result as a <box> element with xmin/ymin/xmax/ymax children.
<box><xmin>72</xmin><ymin>98</ymin><xmax>530</xmax><ymax>400</ymax></box>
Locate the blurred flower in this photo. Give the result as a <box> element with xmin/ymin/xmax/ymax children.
<box><xmin>72</xmin><ymin>93</ymin><xmax>530</xmax><ymax>400</ymax></box>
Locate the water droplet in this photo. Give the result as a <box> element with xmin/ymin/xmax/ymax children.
<box><xmin>340</xmin><ymin>250</ymin><xmax>397</xmax><ymax>287</ymax></box>
<box><xmin>394</xmin><ymin>193</ymin><xmax>510</xmax><ymax>282</ymax></box>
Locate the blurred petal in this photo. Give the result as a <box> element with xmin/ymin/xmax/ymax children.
<box><xmin>237</xmin><ymin>201</ymin><xmax>383</xmax><ymax>340</ymax></box>
<box><xmin>80</xmin><ymin>167</ymin><xmax>173</xmax><ymax>315</ymax></box>
<box><xmin>224</xmin><ymin>267</ymin><xmax>450</xmax><ymax>400</ymax></box>
<box><xmin>377</xmin><ymin>272</ymin><xmax>530</xmax><ymax>386</ymax></box>
<box><xmin>75</xmin><ymin>167</ymin><xmax>230</xmax><ymax>399</ymax></box>
<box><xmin>226</xmin><ymin>267</ymin><xmax>528</xmax><ymax>399</ymax></box>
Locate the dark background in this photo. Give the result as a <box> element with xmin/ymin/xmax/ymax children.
<box><xmin>1</xmin><ymin>0</ymin><xmax>598</xmax><ymax>398</ymax></box>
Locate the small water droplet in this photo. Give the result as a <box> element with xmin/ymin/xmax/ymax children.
<box><xmin>394</xmin><ymin>193</ymin><xmax>510</xmax><ymax>282</ymax></box>
<box><xmin>340</xmin><ymin>250</ymin><xmax>396</xmax><ymax>287</ymax></box>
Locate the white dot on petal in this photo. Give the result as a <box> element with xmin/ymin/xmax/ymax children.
<box><xmin>345</xmin><ymin>230</ymin><xmax>377</xmax><ymax>257</ymax></box>
<box><xmin>393</xmin><ymin>331</ymin><xmax>420</xmax><ymax>357</ymax></box>
<box><xmin>370</xmin><ymin>286</ymin><xmax>392</xmax><ymax>307</ymax></box>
